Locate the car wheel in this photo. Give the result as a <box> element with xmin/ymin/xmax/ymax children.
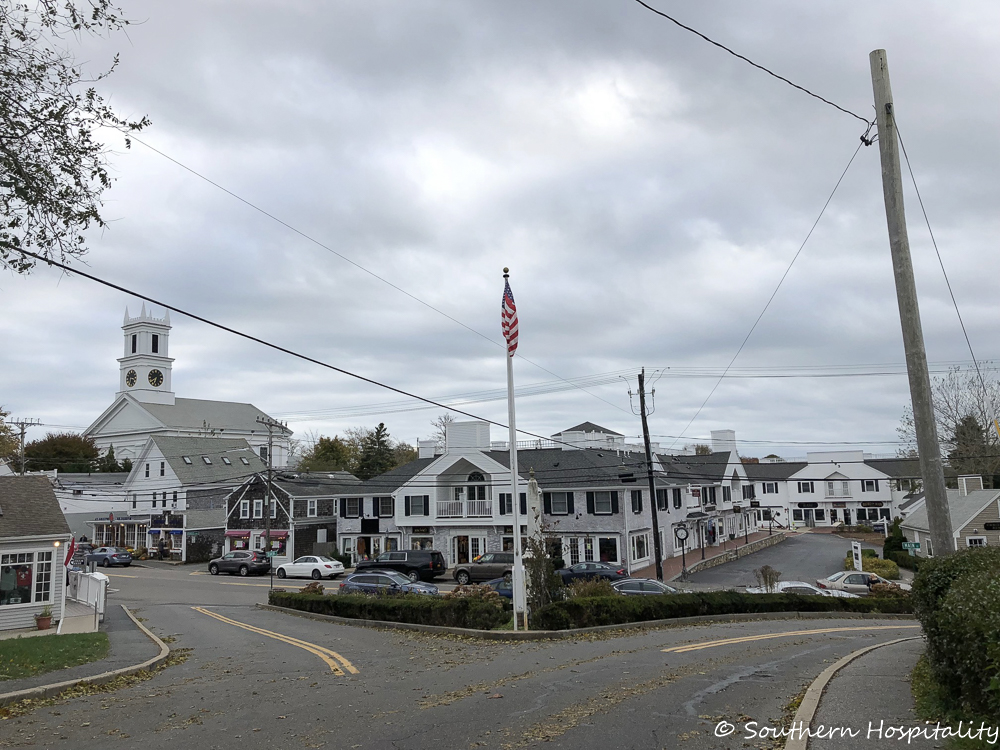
<box><xmin>209</xmin><ymin>564</ymin><xmax>219</xmax><ymax>575</ymax></box>
<box><xmin>311</xmin><ymin>569</ymin><xmax>321</xmax><ymax>580</ymax></box>
<box><xmin>456</xmin><ymin>571</ymin><xmax>471</xmax><ymax>585</ymax></box>
<box><xmin>239</xmin><ymin>565</ymin><xmax>249</xmax><ymax>577</ymax></box>
<box><xmin>408</xmin><ymin>570</ymin><xmax>421</xmax><ymax>583</ymax></box>
<box><xmin>123</xmin><ymin>563</ymin><xmax>131</xmax><ymax>567</ymax></box>
<box><xmin>276</xmin><ymin>568</ymin><xmax>286</xmax><ymax>579</ymax></box>
<box><xmin>102</xmin><ymin>558</ymin><xmax>110</xmax><ymax>568</ymax></box>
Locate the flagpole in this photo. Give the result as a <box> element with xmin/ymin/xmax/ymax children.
<box><xmin>503</xmin><ymin>268</ymin><xmax>527</xmax><ymax>630</ymax></box>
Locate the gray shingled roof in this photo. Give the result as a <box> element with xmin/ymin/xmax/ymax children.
<box><xmin>865</xmin><ymin>457</ymin><xmax>924</xmax><ymax>478</ymax></box>
<box><xmin>141</xmin><ymin>397</ymin><xmax>292</xmax><ymax>435</ymax></box>
<box><xmin>57</xmin><ymin>473</ymin><xmax>131</xmax><ymax>486</ymax></box>
<box><xmin>488</xmin><ymin>448</ymin><xmax>645</xmax><ymax>488</ymax></box>
<box><xmin>151</xmin><ymin>436</ymin><xmax>268</xmax><ymax>485</ymax></box>
<box><xmin>657</xmin><ymin>452</ymin><xmax>733</xmax><ymax>483</ymax></box>
<box><xmin>556</xmin><ymin>422</ymin><xmax>623</xmax><ymax>436</ymax></box>
<box><xmin>901</xmin><ymin>489</ymin><xmax>1000</xmax><ymax>533</ymax></box>
<box><xmin>348</xmin><ymin>458</ymin><xmax>438</xmax><ymax>495</ymax></box>
<box><xmin>273</xmin><ymin>472</ymin><xmax>361</xmax><ymax>497</ymax></box>
<box><xmin>0</xmin><ymin>476</ymin><xmax>71</xmax><ymax>539</ymax></box>
<box><xmin>742</xmin><ymin>462</ymin><xmax>808</xmax><ymax>481</ymax></box>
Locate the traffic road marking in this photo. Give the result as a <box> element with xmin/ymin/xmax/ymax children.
<box><xmin>191</xmin><ymin>607</ymin><xmax>358</xmax><ymax>675</ymax></box>
<box><xmin>217</xmin><ymin>581</ymin><xmax>272</xmax><ymax>588</ymax></box>
<box><xmin>105</xmin><ymin>573</ymin><xmax>138</xmax><ymax>578</ymax></box>
<box><xmin>662</xmin><ymin>625</ymin><xmax>921</xmax><ymax>653</ymax></box>
<box><xmin>189</xmin><ymin>571</ymin><xmax>208</xmax><ymax>576</ymax></box>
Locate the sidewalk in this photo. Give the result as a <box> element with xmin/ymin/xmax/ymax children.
<box><xmin>808</xmin><ymin>638</ymin><xmax>934</xmax><ymax>749</ymax></box>
<box><xmin>0</xmin><ymin>605</ymin><xmax>162</xmax><ymax>696</ymax></box>
<box><xmin>631</xmin><ymin>528</ymin><xmax>793</xmax><ymax>581</ymax></box>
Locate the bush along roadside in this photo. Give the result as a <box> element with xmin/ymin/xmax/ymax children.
<box><xmin>530</xmin><ymin>591</ymin><xmax>912</xmax><ymax>630</ymax></box>
<box><xmin>911</xmin><ymin>546</ymin><xmax>1000</xmax><ymax>724</ymax></box>
<box><xmin>268</xmin><ymin>590</ymin><xmax>509</xmax><ymax>630</ymax></box>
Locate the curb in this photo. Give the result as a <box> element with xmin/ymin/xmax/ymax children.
<box><xmin>258</xmin><ymin>603</ymin><xmax>916</xmax><ymax>641</ymax></box>
<box><xmin>784</xmin><ymin>635</ymin><xmax>923</xmax><ymax>750</ymax></box>
<box><xmin>0</xmin><ymin>605</ymin><xmax>171</xmax><ymax>708</ymax></box>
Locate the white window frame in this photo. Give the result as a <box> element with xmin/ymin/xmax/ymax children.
<box><xmin>762</xmin><ymin>482</ymin><xmax>778</xmax><ymax>495</ymax></box>
<box><xmin>270</xmin><ymin>499</ymin><xmax>277</xmax><ymax>519</ymax></box>
<box><xmin>798</xmin><ymin>481</ymin><xmax>814</xmax><ymax>493</ymax></box>
<box><xmin>240</xmin><ymin>500</ymin><xmax>250</xmax><ymax>519</ymax></box>
<box><xmin>253</xmin><ymin>499</ymin><xmax>263</xmax><ymax>518</ymax></box>
<box><xmin>408</xmin><ymin>496</ymin><xmax>426</xmax><ymax>516</ymax></box>
<box><xmin>0</xmin><ymin>551</ymin><xmax>54</xmax><ymax>606</ymax></box>
<box><xmin>593</xmin><ymin>491</ymin><xmax>612</xmax><ymax>515</ymax></box>
<box><xmin>550</xmin><ymin>492</ymin><xmax>569</xmax><ymax>515</ymax></box>
<box><xmin>630</xmin><ymin>533</ymin><xmax>649</xmax><ymax>562</ymax></box>
<box><xmin>863</xmin><ymin>479</ymin><xmax>878</xmax><ymax>492</ymax></box>
<box><xmin>345</xmin><ymin>498</ymin><xmax>361</xmax><ymax>518</ymax></box>
<box><xmin>966</xmin><ymin>536</ymin><xmax>987</xmax><ymax>547</ymax></box>
<box><xmin>307</xmin><ymin>499</ymin><xmax>318</xmax><ymax>518</ymax></box>
<box><xmin>379</xmin><ymin>497</ymin><xmax>394</xmax><ymax>518</ymax></box>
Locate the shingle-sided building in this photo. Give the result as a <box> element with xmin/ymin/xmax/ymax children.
<box><xmin>0</xmin><ymin>477</ymin><xmax>72</xmax><ymax>630</ymax></box>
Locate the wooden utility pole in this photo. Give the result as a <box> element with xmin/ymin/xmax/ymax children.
<box><xmin>8</xmin><ymin>418</ymin><xmax>41</xmax><ymax>475</ymax></box>
<box><xmin>637</xmin><ymin>370</ymin><xmax>665</xmax><ymax>581</ymax></box>
<box><xmin>870</xmin><ymin>49</ymin><xmax>954</xmax><ymax>556</ymax></box>
<box><xmin>256</xmin><ymin>416</ymin><xmax>286</xmax><ymax>583</ymax></box>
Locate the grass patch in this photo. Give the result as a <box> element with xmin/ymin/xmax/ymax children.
<box><xmin>0</xmin><ymin>633</ymin><xmax>109</xmax><ymax>681</ymax></box>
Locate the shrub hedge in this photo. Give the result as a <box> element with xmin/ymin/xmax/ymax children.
<box><xmin>530</xmin><ymin>592</ymin><xmax>913</xmax><ymax>630</ymax></box>
<box><xmin>911</xmin><ymin>546</ymin><xmax>1000</xmax><ymax>719</ymax></box>
<box><xmin>268</xmin><ymin>590</ymin><xmax>509</xmax><ymax>630</ymax></box>
<box><xmin>889</xmin><ymin>551</ymin><xmax>923</xmax><ymax>571</ymax></box>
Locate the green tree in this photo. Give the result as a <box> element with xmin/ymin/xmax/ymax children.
<box><xmin>22</xmin><ymin>432</ymin><xmax>98</xmax><ymax>472</ymax></box>
<box><xmin>392</xmin><ymin>441</ymin><xmax>418</xmax><ymax>466</ymax></box>
<box><xmin>95</xmin><ymin>444</ymin><xmax>123</xmax><ymax>472</ymax></box>
<box><xmin>298</xmin><ymin>435</ymin><xmax>355</xmax><ymax>472</ymax></box>
<box><xmin>1</xmin><ymin>0</ymin><xmax>150</xmax><ymax>273</ymax></box>
<box><xmin>694</xmin><ymin>444</ymin><xmax>712</xmax><ymax>455</ymax></box>
<box><xmin>0</xmin><ymin>408</ymin><xmax>18</xmax><ymax>461</ymax></box>
<box><xmin>355</xmin><ymin>423</ymin><xmax>396</xmax><ymax>481</ymax></box>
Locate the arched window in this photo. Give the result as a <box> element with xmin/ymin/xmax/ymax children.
<box><xmin>468</xmin><ymin>472</ymin><xmax>485</xmax><ymax>483</ymax></box>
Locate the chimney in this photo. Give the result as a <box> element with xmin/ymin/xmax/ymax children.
<box><xmin>710</xmin><ymin>430</ymin><xmax>736</xmax><ymax>454</ymax></box>
<box><xmin>418</xmin><ymin>440</ymin><xmax>438</xmax><ymax>459</ymax></box>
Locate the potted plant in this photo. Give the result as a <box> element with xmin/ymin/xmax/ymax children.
<box><xmin>35</xmin><ymin>605</ymin><xmax>53</xmax><ymax>631</ymax></box>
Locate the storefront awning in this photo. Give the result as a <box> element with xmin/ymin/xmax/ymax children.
<box><xmin>225</xmin><ymin>530</ymin><xmax>251</xmax><ymax>537</ymax></box>
<box><xmin>167</xmin><ymin>530</ymin><xmax>184</xmax><ymax>535</ymax></box>
<box><xmin>148</xmin><ymin>529</ymin><xmax>161</xmax><ymax>534</ymax></box>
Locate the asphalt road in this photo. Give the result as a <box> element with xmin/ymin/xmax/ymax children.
<box><xmin>685</xmin><ymin>533</ymin><xmax>884</xmax><ymax>588</ymax></box>
<box><xmin>0</xmin><ymin>545</ymin><xmax>918</xmax><ymax>750</ymax></box>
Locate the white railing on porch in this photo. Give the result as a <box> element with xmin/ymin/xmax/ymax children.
<box><xmin>67</xmin><ymin>570</ymin><xmax>108</xmax><ymax>622</ymax></box>
<box><xmin>436</xmin><ymin>500</ymin><xmax>495</xmax><ymax>518</ymax></box>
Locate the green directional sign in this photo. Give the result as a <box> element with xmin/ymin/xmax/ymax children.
<box><xmin>902</xmin><ymin>542</ymin><xmax>920</xmax><ymax>549</ymax></box>
<box><xmin>266</xmin><ymin>551</ymin><xmax>278</xmax><ymax>558</ymax></box>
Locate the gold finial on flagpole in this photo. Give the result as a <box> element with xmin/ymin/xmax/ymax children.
<box><xmin>503</xmin><ymin>267</ymin><xmax>509</xmax><ymax>278</ymax></box>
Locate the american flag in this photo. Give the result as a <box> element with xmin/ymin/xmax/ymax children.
<box><xmin>501</xmin><ymin>279</ymin><xmax>518</xmax><ymax>356</ymax></box>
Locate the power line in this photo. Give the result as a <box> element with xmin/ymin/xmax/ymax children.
<box><xmin>13</xmin><ymin>248</ymin><xmax>595</xmax><ymax>453</ymax></box>
<box><xmin>630</xmin><ymin>0</ymin><xmax>870</xmax><ymax>126</ymax></box>
<box><xmin>127</xmin><ymin>136</ymin><xmax>629</xmax><ymax>416</ymax></box>
<box><xmin>669</xmin><ymin>140</ymin><xmax>866</xmax><ymax>447</ymax></box>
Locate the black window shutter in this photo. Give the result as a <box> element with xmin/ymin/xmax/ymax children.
<box><xmin>611</xmin><ymin>491</ymin><xmax>619</xmax><ymax>514</ymax></box>
<box><xmin>861</xmin><ymin>481</ymin><xmax>866</xmax><ymax>493</ymax></box>
<box><xmin>586</xmin><ymin>492</ymin><xmax>595</xmax><ymax>514</ymax></box>
<box><xmin>567</xmin><ymin>492</ymin><xmax>575</xmax><ymax>514</ymax></box>
<box><xmin>404</xmin><ymin>496</ymin><xmax>411</xmax><ymax>516</ymax></box>
<box><xmin>543</xmin><ymin>493</ymin><xmax>552</xmax><ymax>515</ymax></box>
<box><xmin>519</xmin><ymin>494</ymin><xmax>527</xmax><ymax>516</ymax></box>
<box><xmin>875</xmin><ymin>480</ymin><xmax>880</xmax><ymax>492</ymax></box>
<box><xmin>339</xmin><ymin>498</ymin><xmax>346</xmax><ymax>518</ymax></box>
<box><xmin>498</xmin><ymin>495</ymin><xmax>506</xmax><ymax>515</ymax></box>
<box><xmin>422</xmin><ymin>495</ymin><xmax>430</xmax><ymax>516</ymax></box>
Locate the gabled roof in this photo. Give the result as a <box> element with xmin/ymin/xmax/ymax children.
<box><xmin>0</xmin><ymin>476</ymin><xmax>71</xmax><ymax>539</ymax></box>
<box><xmin>742</xmin><ymin>462</ymin><xmax>808</xmax><ymax>481</ymax></box>
<box><xmin>556</xmin><ymin>422</ymin><xmax>623</xmax><ymax>436</ymax></box>
<box><xmin>865</xmin><ymin>457</ymin><xmax>924</xmax><ymax>478</ymax></box>
<box><xmin>657</xmin><ymin>452</ymin><xmax>734</xmax><ymax>483</ymax></box>
<box><xmin>86</xmin><ymin>395</ymin><xmax>291</xmax><ymax>438</ymax></box>
<box><xmin>56</xmin><ymin>473</ymin><xmax>131</xmax><ymax>486</ymax></box>
<box><xmin>348</xmin><ymin>458</ymin><xmax>438</xmax><ymax>496</ymax></box>
<box><xmin>901</xmin><ymin>489</ymin><xmax>1000</xmax><ymax>533</ymax></box>
<box><xmin>148</xmin><ymin>436</ymin><xmax>267</xmax><ymax>486</ymax></box>
<box><xmin>487</xmin><ymin>448</ymin><xmax>642</xmax><ymax>488</ymax></box>
<box><xmin>273</xmin><ymin>472</ymin><xmax>361</xmax><ymax>497</ymax></box>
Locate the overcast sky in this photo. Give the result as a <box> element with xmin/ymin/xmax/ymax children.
<box><xmin>3</xmin><ymin>0</ymin><xmax>999</xmax><ymax>459</ymax></box>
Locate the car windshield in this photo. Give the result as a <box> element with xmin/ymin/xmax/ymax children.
<box><xmin>315</xmin><ymin>556</ymin><xmax>336</xmax><ymax>562</ymax></box>
<box><xmin>826</xmin><ymin>572</ymin><xmax>847</xmax><ymax>582</ymax></box>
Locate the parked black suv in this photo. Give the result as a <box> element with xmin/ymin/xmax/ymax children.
<box><xmin>453</xmin><ymin>552</ymin><xmax>514</xmax><ymax>585</ymax></box>
<box><xmin>354</xmin><ymin>550</ymin><xmax>447</xmax><ymax>581</ymax></box>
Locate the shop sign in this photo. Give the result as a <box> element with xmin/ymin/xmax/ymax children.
<box><xmin>412</xmin><ymin>527</ymin><xmax>431</xmax><ymax>534</ymax></box>
<box><xmin>983</xmin><ymin>522</ymin><xmax>1000</xmax><ymax>531</ymax></box>
<box><xmin>797</xmin><ymin>502</ymin><xmax>818</xmax><ymax>509</ymax></box>
<box><xmin>861</xmin><ymin>501</ymin><xmax>883</xmax><ymax>508</ymax></box>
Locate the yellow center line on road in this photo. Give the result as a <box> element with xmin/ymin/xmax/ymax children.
<box><xmin>189</xmin><ymin>571</ymin><xmax>208</xmax><ymax>576</ymax></box>
<box><xmin>105</xmin><ymin>573</ymin><xmax>138</xmax><ymax>578</ymax></box>
<box><xmin>217</xmin><ymin>581</ymin><xmax>273</xmax><ymax>588</ymax></box>
<box><xmin>662</xmin><ymin>625</ymin><xmax>921</xmax><ymax>653</ymax></box>
<box><xmin>191</xmin><ymin>607</ymin><xmax>359</xmax><ymax>675</ymax></box>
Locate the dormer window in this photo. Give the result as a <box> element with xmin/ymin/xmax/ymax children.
<box><xmin>240</xmin><ymin>457</ymin><xmax>250</xmax><ymax>465</ymax></box>
<box><xmin>182</xmin><ymin>456</ymin><xmax>193</xmax><ymax>465</ymax></box>
<box><xmin>222</xmin><ymin>456</ymin><xmax>232</xmax><ymax>465</ymax></box>
<box><xmin>203</xmin><ymin>456</ymin><xmax>212</xmax><ymax>464</ymax></box>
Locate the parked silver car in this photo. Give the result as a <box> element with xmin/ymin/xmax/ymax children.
<box><xmin>85</xmin><ymin>546</ymin><xmax>132</xmax><ymax>568</ymax></box>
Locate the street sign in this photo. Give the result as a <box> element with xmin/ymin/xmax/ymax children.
<box><xmin>851</xmin><ymin>541</ymin><xmax>863</xmax><ymax>572</ymax></box>
<box><xmin>266</xmin><ymin>551</ymin><xmax>277</xmax><ymax>558</ymax></box>
<box><xmin>902</xmin><ymin>542</ymin><xmax>920</xmax><ymax>549</ymax></box>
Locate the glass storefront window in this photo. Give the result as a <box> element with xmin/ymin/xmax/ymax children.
<box><xmin>0</xmin><ymin>551</ymin><xmax>52</xmax><ymax>606</ymax></box>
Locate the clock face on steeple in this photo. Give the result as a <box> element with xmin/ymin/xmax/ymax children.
<box><xmin>125</xmin><ymin>370</ymin><xmax>137</xmax><ymax>388</ymax></box>
<box><xmin>148</xmin><ymin>369</ymin><xmax>164</xmax><ymax>387</ymax></box>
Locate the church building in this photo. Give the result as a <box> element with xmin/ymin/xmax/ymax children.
<box><xmin>83</xmin><ymin>306</ymin><xmax>292</xmax><ymax>467</ymax></box>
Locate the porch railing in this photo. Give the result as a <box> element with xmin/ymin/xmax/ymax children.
<box><xmin>436</xmin><ymin>500</ymin><xmax>495</xmax><ymax>518</ymax></box>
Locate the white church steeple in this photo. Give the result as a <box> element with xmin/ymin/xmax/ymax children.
<box><xmin>117</xmin><ymin>306</ymin><xmax>175</xmax><ymax>405</ymax></box>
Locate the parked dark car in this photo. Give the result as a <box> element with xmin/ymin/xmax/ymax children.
<box><xmin>85</xmin><ymin>546</ymin><xmax>132</xmax><ymax>568</ymax></box>
<box><xmin>208</xmin><ymin>550</ymin><xmax>271</xmax><ymax>577</ymax></box>
<box><xmin>612</xmin><ymin>578</ymin><xmax>678</xmax><ymax>596</ymax></box>
<box><xmin>354</xmin><ymin>550</ymin><xmax>447</xmax><ymax>581</ymax></box>
<box><xmin>339</xmin><ymin>570</ymin><xmax>439</xmax><ymax>596</ymax></box>
<box><xmin>484</xmin><ymin>577</ymin><xmax>513</xmax><ymax>599</ymax></box>
<box><xmin>453</xmin><ymin>552</ymin><xmax>514</xmax><ymax>585</ymax></box>
<box><xmin>557</xmin><ymin>561</ymin><xmax>628</xmax><ymax>584</ymax></box>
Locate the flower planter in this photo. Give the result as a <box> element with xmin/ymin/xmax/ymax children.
<box><xmin>35</xmin><ymin>616</ymin><xmax>52</xmax><ymax>631</ymax></box>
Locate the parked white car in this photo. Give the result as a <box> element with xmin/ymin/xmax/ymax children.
<box><xmin>815</xmin><ymin>571</ymin><xmax>911</xmax><ymax>596</ymax></box>
<box><xmin>274</xmin><ymin>555</ymin><xmax>345</xmax><ymax>581</ymax></box>
<box><xmin>745</xmin><ymin>580</ymin><xmax>860</xmax><ymax>598</ymax></box>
